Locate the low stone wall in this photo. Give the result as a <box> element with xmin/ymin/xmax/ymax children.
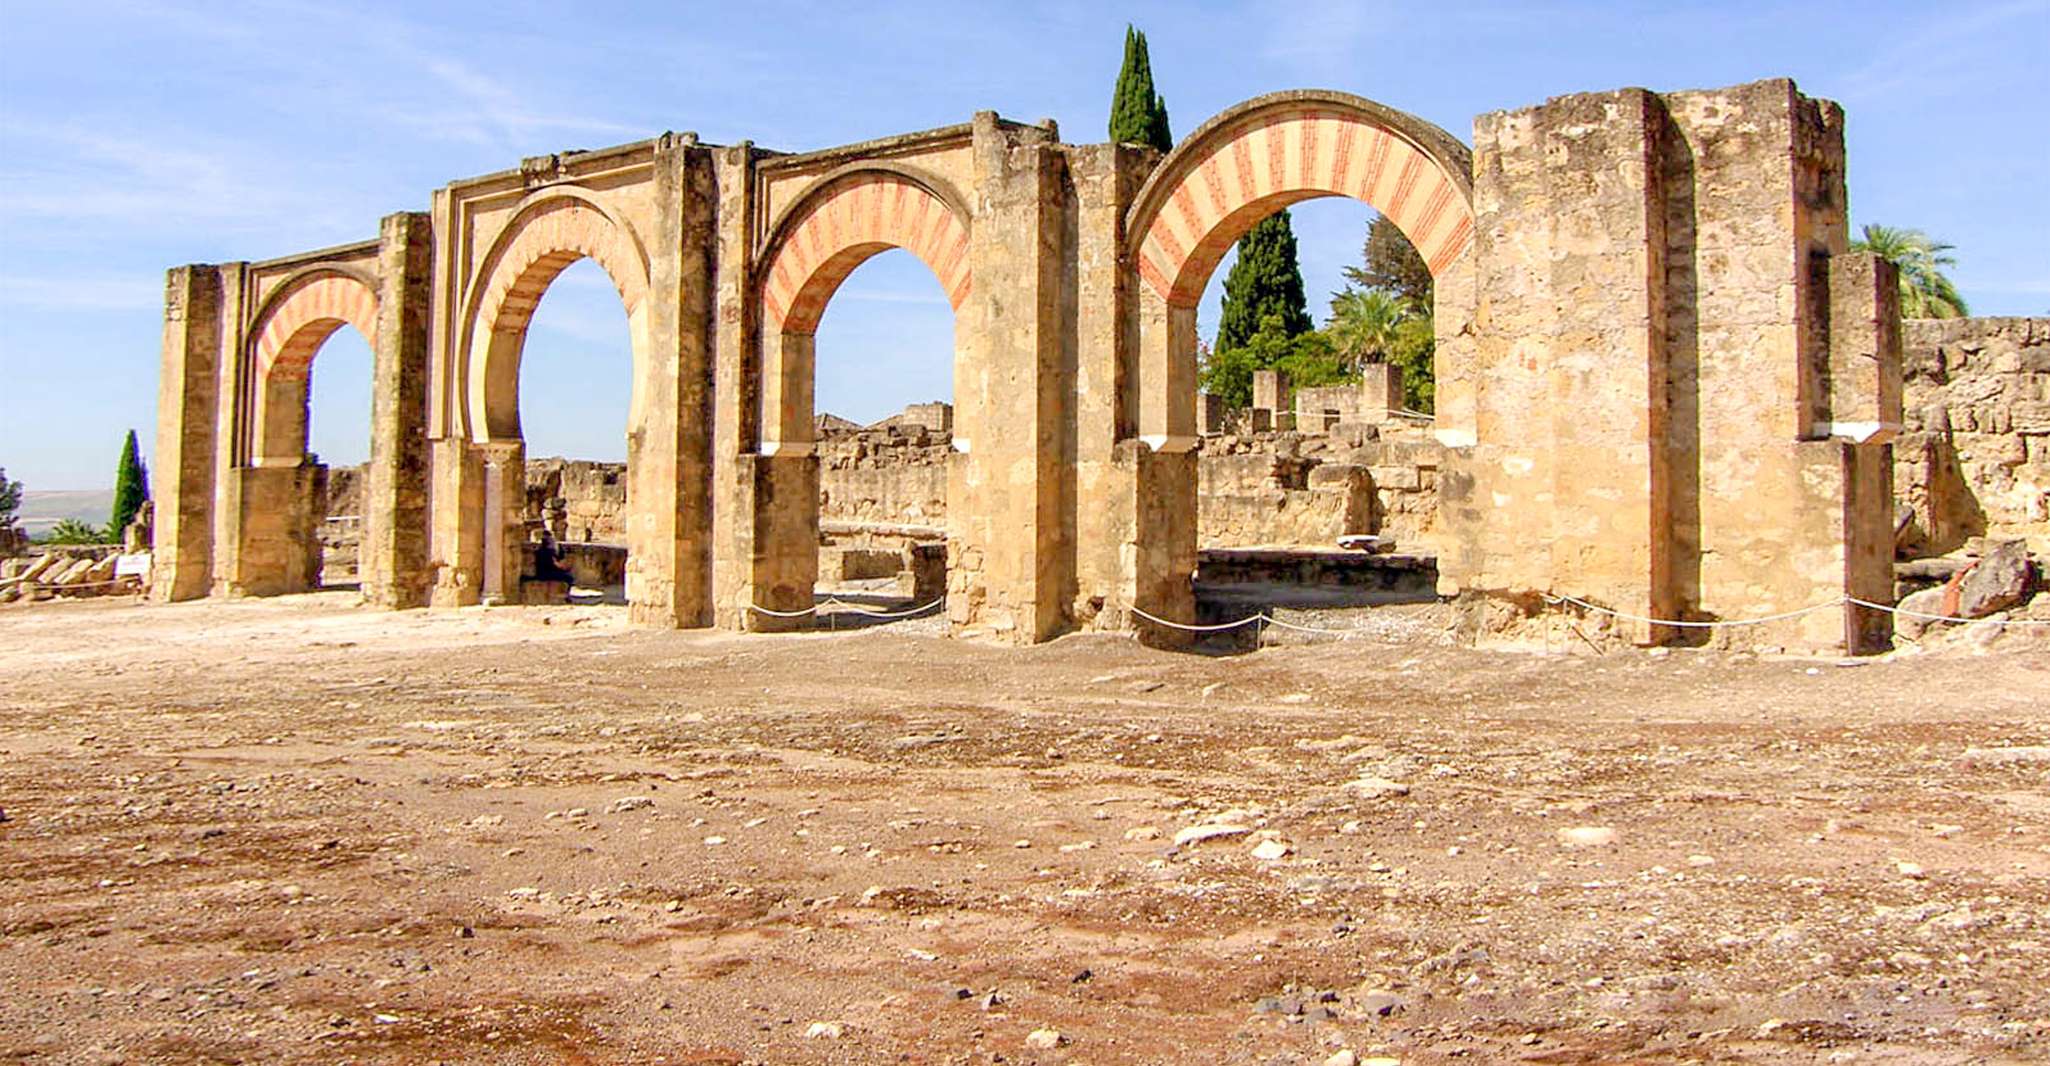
<box><xmin>818</xmin><ymin>424</ymin><xmax>950</xmax><ymax>526</ymax></box>
<box><xmin>1897</xmin><ymin>318</ymin><xmax>2050</xmax><ymax>556</ymax></box>
<box><xmin>1196</xmin><ymin>425</ymin><xmax>1442</xmax><ymax>551</ymax></box>
<box><xmin>525</xmin><ymin>459</ymin><xmax>629</xmax><ymax>545</ymax></box>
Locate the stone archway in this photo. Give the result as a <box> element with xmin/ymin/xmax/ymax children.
<box><xmin>462</xmin><ymin>194</ymin><xmax>653</xmax><ymax>445</ymax></box>
<box><xmin>1117</xmin><ymin>91</ymin><xmax>1478</xmax><ymax>636</ymax></box>
<box><xmin>245</xmin><ymin>270</ymin><xmax>381</xmax><ymax>466</ymax></box>
<box><xmin>444</xmin><ymin>191</ymin><xmax>659</xmax><ymax>612</ymax></box>
<box><xmin>741</xmin><ymin>165</ymin><xmax>973</xmax><ymax>624</ymax></box>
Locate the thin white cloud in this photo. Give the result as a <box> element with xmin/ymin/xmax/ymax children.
<box><xmin>406</xmin><ymin>57</ymin><xmax>646</xmax><ymax>151</ymax></box>
<box><xmin>1834</xmin><ymin>0</ymin><xmax>2049</xmax><ymax>100</ymax></box>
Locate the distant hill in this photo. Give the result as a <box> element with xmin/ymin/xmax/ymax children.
<box><xmin>16</xmin><ymin>490</ymin><xmax>115</xmax><ymax>536</ymax></box>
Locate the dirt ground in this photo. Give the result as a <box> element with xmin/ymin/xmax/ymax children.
<box><xmin>2</xmin><ymin>594</ymin><xmax>2047</xmax><ymax>1065</ymax></box>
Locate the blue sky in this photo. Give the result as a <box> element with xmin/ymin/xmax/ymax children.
<box><xmin>2</xmin><ymin>1</ymin><xmax>2045</xmax><ymax>488</ymax></box>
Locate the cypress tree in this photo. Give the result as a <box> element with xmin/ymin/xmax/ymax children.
<box><xmin>1215</xmin><ymin>210</ymin><xmax>1313</xmax><ymax>352</ymax></box>
<box><xmin>109</xmin><ymin>429</ymin><xmax>149</xmax><ymax>537</ymax></box>
<box><xmin>1109</xmin><ymin>25</ymin><xmax>1173</xmax><ymax>152</ymax></box>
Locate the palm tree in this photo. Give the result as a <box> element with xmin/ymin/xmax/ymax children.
<box><xmin>1325</xmin><ymin>287</ymin><xmax>1410</xmax><ymax>372</ymax></box>
<box><xmin>1849</xmin><ymin>224</ymin><xmax>1970</xmax><ymax>319</ymax></box>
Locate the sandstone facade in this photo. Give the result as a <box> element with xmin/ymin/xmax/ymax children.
<box><xmin>155</xmin><ymin>79</ymin><xmax>1900</xmax><ymax>652</ymax></box>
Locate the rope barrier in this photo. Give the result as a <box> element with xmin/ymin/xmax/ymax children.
<box><xmin>1123</xmin><ymin>590</ymin><xmax>2050</xmax><ymax>638</ymax></box>
<box><xmin>1543</xmin><ymin>593</ymin><xmax>1842</xmax><ymax>628</ymax></box>
<box><xmin>1846</xmin><ymin>595</ymin><xmax>2050</xmax><ymax>626</ymax></box>
<box><xmin>1127</xmin><ymin>604</ymin><xmax>1268</xmax><ymax>633</ymax></box>
<box><xmin>1391</xmin><ymin>408</ymin><xmax>1436</xmax><ymax>421</ymax></box>
<box><xmin>1129</xmin><ymin>604</ymin><xmax>1420</xmax><ymax>639</ymax></box>
<box><xmin>743</xmin><ymin>597</ymin><xmax>946</xmax><ymax>621</ymax></box>
<box><xmin>820</xmin><ymin>597</ymin><xmax>946</xmax><ymax>619</ymax></box>
<box><xmin>1549</xmin><ymin>592</ymin><xmax>2050</xmax><ymax>629</ymax></box>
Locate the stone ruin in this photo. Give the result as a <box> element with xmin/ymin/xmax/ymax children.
<box><xmin>142</xmin><ymin>77</ymin><xmax>2045</xmax><ymax>653</ymax></box>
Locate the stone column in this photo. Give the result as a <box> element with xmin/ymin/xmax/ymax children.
<box><xmin>625</xmin><ymin>134</ymin><xmax>716</xmax><ymax>627</ymax></box>
<box><xmin>150</xmin><ymin>265</ymin><xmax>223</xmax><ymax>601</ymax></box>
<box><xmin>1813</xmin><ymin>253</ymin><xmax>1902</xmax><ymax>652</ymax></box>
<box><xmin>208</xmin><ymin>262</ymin><xmax>252</xmax><ymax>598</ymax></box>
<box><xmin>1357</xmin><ymin>364</ymin><xmax>1403</xmax><ymax>424</ymax></box>
<box><xmin>1067</xmin><ymin>142</ymin><xmax>1153</xmax><ymax>628</ymax></box>
<box><xmin>361</xmin><ymin>211</ymin><xmax>434</xmax><ymax>608</ymax></box>
<box><xmin>1122</xmin><ymin>279</ymin><xmax>1202</xmax><ymax>640</ymax></box>
<box><xmin>478</xmin><ymin>440</ymin><xmax>525</xmax><ymax>604</ymax></box>
<box><xmin>709</xmin><ymin>144</ymin><xmax>768</xmax><ymax>630</ymax></box>
<box><xmin>1114</xmin><ymin>439</ymin><xmax>1197</xmax><ymax>648</ymax></box>
<box><xmin>221</xmin><ymin>464</ymin><xmax>323</xmax><ymax>595</ymax></box>
<box><xmin>739</xmin><ymin>452</ymin><xmax>820</xmax><ymax>631</ymax></box>
<box><xmin>429</xmin><ymin>438</ymin><xmax>484</xmax><ymax>606</ymax></box>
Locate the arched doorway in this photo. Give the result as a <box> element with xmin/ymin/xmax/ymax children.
<box><xmin>233</xmin><ymin>269</ymin><xmax>381</xmax><ymax>596</ymax></box>
<box><xmin>455</xmin><ymin>194</ymin><xmax>655</xmax><ymax>613</ymax></box>
<box><xmin>1121</xmin><ymin>91</ymin><xmax>1476</xmax><ymax>637</ymax></box>
<box><xmin>743</xmin><ymin>165</ymin><xmax>973</xmax><ymax>629</ymax></box>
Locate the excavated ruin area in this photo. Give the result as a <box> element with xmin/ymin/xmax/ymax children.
<box><xmin>2</xmin><ymin>594</ymin><xmax>2047</xmax><ymax>1065</ymax></box>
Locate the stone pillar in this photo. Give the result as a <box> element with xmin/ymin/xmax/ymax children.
<box><xmin>208</xmin><ymin>262</ymin><xmax>252</xmax><ymax>598</ymax></box>
<box><xmin>1664</xmin><ymin>79</ymin><xmax>1884</xmax><ymax>652</ymax></box>
<box><xmin>960</xmin><ymin>113</ymin><xmax>1073</xmax><ymax>641</ymax></box>
<box><xmin>738</xmin><ymin>452</ymin><xmax>819</xmax><ymax>631</ymax></box>
<box><xmin>1252</xmin><ymin>369</ymin><xmax>1289</xmax><ymax>414</ymax></box>
<box><xmin>625</xmin><ymin>134</ymin><xmax>716</xmax><ymax>628</ymax></box>
<box><xmin>1123</xmin><ymin>254</ymin><xmax>1202</xmax><ymax>636</ymax></box>
<box><xmin>1067</xmin><ymin>141</ymin><xmax>1151</xmax><ymax>628</ymax></box>
<box><xmin>361</xmin><ymin>211</ymin><xmax>433</xmax><ymax>608</ymax></box>
<box><xmin>1357</xmin><ymin>363</ymin><xmax>1403</xmax><ymax>425</ymax></box>
<box><xmin>1135</xmin><ymin>287</ymin><xmax>1199</xmax><ymax>452</ymax></box>
<box><xmin>1115</xmin><ymin>439</ymin><xmax>1196</xmax><ymax>648</ymax></box>
<box><xmin>221</xmin><ymin>464</ymin><xmax>323</xmax><ymax>595</ymax></box>
<box><xmin>429</xmin><ymin>438</ymin><xmax>484</xmax><ymax>606</ymax></box>
<box><xmin>710</xmin><ymin>144</ymin><xmax>759</xmax><ymax>630</ymax></box>
<box><xmin>479</xmin><ymin>440</ymin><xmax>525</xmax><ymax>604</ymax></box>
<box><xmin>1451</xmin><ymin>88</ymin><xmax>1675</xmax><ymax>641</ymax></box>
<box><xmin>150</xmin><ymin>265</ymin><xmax>223</xmax><ymax>601</ymax></box>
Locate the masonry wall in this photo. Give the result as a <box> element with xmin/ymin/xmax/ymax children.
<box><xmin>1898</xmin><ymin>317</ymin><xmax>2050</xmax><ymax>555</ymax></box>
<box><xmin>1447</xmin><ymin>78</ymin><xmax>1891</xmax><ymax>652</ymax></box>
<box><xmin>1197</xmin><ymin>428</ymin><xmax>1440</xmax><ymax>549</ymax></box>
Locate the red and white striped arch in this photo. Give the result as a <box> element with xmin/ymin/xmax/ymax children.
<box><xmin>462</xmin><ymin>194</ymin><xmax>653</xmax><ymax>443</ymax></box>
<box><xmin>473</xmin><ymin>196</ymin><xmax>649</xmax><ymax>342</ymax></box>
<box><xmin>1133</xmin><ymin>105</ymin><xmax>1475</xmax><ymax>306</ymax></box>
<box><xmin>251</xmin><ymin>272</ymin><xmax>379</xmax><ymax>383</ymax></box>
<box><xmin>760</xmin><ymin>171</ymin><xmax>970</xmax><ymax>335</ymax></box>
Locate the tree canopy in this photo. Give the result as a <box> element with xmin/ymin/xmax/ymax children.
<box><xmin>1344</xmin><ymin>215</ymin><xmax>1433</xmax><ymax>307</ymax></box>
<box><xmin>1109</xmin><ymin>26</ymin><xmax>1173</xmax><ymax>152</ymax></box>
<box><xmin>1849</xmin><ymin>224</ymin><xmax>1970</xmax><ymax>319</ymax></box>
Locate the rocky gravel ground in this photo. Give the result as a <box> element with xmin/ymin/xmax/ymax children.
<box><xmin>1</xmin><ymin>593</ymin><xmax>2047</xmax><ymax>1064</ymax></box>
